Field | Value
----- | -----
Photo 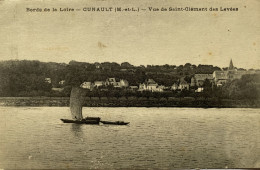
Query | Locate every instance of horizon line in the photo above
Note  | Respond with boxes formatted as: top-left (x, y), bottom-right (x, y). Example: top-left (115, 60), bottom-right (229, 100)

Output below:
top-left (0, 58), bottom-right (259, 70)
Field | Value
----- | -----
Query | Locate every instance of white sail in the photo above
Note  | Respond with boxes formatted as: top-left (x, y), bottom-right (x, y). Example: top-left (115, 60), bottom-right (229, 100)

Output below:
top-left (70, 87), bottom-right (87, 120)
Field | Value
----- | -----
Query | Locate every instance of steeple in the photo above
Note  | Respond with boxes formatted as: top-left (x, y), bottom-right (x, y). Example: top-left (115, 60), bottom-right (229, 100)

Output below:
top-left (228, 59), bottom-right (234, 70)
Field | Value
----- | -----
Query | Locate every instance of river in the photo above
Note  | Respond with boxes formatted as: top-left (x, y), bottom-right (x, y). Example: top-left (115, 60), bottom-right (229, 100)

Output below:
top-left (0, 107), bottom-right (259, 169)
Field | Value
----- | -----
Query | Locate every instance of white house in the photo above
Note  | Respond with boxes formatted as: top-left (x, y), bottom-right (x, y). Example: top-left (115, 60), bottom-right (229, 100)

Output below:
top-left (171, 83), bottom-right (178, 90)
top-left (81, 82), bottom-right (93, 89)
top-left (178, 80), bottom-right (189, 90)
top-left (139, 79), bottom-right (164, 92)
top-left (119, 79), bottom-right (129, 87)
top-left (59, 80), bottom-right (65, 85)
top-left (171, 80), bottom-right (189, 91)
top-left (195, 87), bottom-right (204, 92)
top-left (94, 81), bottom-right (105, 87)
top-left (105, 78), bottom-right (118, 86)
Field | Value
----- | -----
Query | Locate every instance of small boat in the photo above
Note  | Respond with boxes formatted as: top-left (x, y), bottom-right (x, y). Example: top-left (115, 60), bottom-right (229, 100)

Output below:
top-left (61, 117), bottom-right (100, 124)
top-left (85, 117), bottom-right (101, 122)
top-left (100, 121), bottom-right (129, 125)
top-left (61, 88), bottom-right (103, 125)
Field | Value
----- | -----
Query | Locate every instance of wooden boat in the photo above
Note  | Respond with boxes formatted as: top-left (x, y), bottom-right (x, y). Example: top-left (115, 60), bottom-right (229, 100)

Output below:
top-left (61, 117), bottom-right (100, 124)
top-left (85, 117), bottom-right (101, 122)
top-left (61, 87), bottom-right (101, 125)
top-left (61, 87), bottom-right (130, 126)
top-left (100, 121), bottom-right (129, 125)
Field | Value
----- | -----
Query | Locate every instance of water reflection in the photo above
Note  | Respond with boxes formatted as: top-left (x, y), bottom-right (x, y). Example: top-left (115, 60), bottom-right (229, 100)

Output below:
top-left (70, 124), bottom-right (83, 138)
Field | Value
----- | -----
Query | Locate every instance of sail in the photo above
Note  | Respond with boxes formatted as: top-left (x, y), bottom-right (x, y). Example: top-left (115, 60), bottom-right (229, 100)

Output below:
top-left (70, 87), bottom-right (87, 120)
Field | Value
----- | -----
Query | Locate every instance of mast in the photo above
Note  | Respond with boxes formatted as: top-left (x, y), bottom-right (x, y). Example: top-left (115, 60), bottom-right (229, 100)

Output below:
top-left (70, 86), bottom-right (87, 120)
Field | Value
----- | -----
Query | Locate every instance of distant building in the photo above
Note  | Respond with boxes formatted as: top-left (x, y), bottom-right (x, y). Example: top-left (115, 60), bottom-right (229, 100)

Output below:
top-left (212, 71), bottom-right (228, 86)
top-left (45, 78), bottom-right (51, 84)
top-left (212, 59), bottom-right (256, 86)
top-left (139, 83), bottom-right (146, 91)
top-left (139, 79), bottom-right (164, 92)
top-left (191, 74), bottom-right (213, 87)
top-left (119, 79), bottom-right (129, 87)
top-left (80, 82), bottom-right (93, 89)
top-left (228, 59), bottom-right (234, 70)
top-left (104, 78), bottom-right (129, 88)
top-left (171, 83), bottom-right (178, 90)
top-left (105, 78), bottom-right (118, 86)
top-left (171, 79), bottom-right (189, 91)
top-left (147, 84), bottom-right (158, 91)
top-left (190, 77), bottom-right (196, 87)
top-left (94, 81), bottom-right (105, 87)
top-left (195, 87), bottom-right (204, 92)
top-left (146, 79), bottom-right (158, 91)
top-left (178, 79), bottom-right (189, 90)
top-left (59, 80), bottom-right (65, 85)
top-left (191, 59), bottom-right (258, 87)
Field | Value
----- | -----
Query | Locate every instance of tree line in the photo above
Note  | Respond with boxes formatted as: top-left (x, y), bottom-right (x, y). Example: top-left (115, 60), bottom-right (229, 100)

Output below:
top-left (0, 60), bottom-right (259, 101)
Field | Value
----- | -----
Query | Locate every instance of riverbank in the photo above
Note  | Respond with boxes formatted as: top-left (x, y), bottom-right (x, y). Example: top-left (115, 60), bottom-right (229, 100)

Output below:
top-left (0, 97), bottom-right (259, 108)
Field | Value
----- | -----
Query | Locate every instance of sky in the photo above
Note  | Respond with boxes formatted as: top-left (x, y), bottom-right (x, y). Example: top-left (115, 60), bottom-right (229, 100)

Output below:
top-left (0, 0), bottom-right (259, 69)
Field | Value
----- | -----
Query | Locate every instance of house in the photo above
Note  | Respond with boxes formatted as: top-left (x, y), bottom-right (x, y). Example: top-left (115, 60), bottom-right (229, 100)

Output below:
top-left (178, 79), bottom-right (189, 90)
top-left (139, 79), bottom-right (164, 92)
top-left (104, 78), bottom-right (129, 88)
top-left (94, 81), bottom-right (105, 87)
top-left (146, 79), bottom-right (159, 91)
top-left (212, 59), bottom-right (250, 86)
top-left (139, 79), bottom-right (158, 91)
top-left (114, 82), bottom-right (121, 88)
top-left (195, 87), bottom-right (204, 92)
top-left (45, 78), bottom-right (51, 84)
top-left (139, 83), bottom-right (147, 91)
top-left (105, 78), bottom-right (118, 86)
top-left (147, 84), bottom-right (158, 91)
top-left (171, 83), bottom-right (178, 90)
top-left (192, 74), bottom-right (213, 87)
top-left (59, 80), bottom-right (65, 85)
top-left (80, 82), bottom-right (93, 89)
top-left (119, 79), bottom-right (129, 87)
top-left (212, 71), bottom-right (228, 86)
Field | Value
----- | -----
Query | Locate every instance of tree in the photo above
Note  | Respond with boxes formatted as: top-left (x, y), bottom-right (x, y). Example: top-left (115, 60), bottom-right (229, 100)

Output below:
top-left (222, 74), bottom-right (260, 100)
top-left (202, 79), bottom-right (212, 100)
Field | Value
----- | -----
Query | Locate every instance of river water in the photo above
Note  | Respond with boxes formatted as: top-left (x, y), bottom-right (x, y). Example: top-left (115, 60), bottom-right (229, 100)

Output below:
top-left (0, 107), bottom-right (259, 169)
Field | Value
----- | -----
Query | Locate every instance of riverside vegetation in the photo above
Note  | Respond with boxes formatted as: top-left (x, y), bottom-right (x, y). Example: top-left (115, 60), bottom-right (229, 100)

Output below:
top-left (0, 60), bottom-right (259, 107)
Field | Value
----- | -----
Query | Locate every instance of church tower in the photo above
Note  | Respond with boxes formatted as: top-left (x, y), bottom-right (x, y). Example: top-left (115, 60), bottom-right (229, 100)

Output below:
top-left (228, 59), bottom-right (234, 70)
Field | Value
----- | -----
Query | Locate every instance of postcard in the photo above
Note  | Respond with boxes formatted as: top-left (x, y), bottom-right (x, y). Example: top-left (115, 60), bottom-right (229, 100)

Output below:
top-left (0, 0), bottom-right (259, 169)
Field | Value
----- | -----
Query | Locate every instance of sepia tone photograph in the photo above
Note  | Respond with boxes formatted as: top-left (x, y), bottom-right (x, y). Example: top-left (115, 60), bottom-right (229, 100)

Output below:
top-left (0, 0), bottom-right (259, 169)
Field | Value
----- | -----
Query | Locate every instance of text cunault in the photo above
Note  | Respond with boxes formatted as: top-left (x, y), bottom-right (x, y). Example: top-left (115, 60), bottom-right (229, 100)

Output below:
top-left (26, 7), bottom-right (238, 12)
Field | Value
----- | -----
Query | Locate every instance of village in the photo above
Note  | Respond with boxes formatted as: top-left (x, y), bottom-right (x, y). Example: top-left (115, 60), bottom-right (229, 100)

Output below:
top-left (47, 59), bottom-right (259, 94)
